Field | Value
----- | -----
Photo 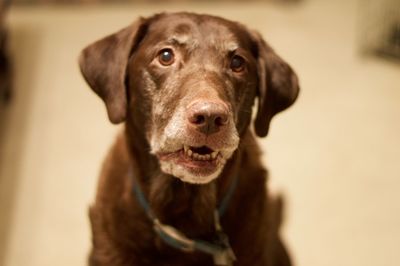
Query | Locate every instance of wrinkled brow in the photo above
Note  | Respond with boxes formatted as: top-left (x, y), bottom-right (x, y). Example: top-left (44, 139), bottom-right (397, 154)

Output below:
top-left (168, 35), bottom-right (190, 46)
top-left (160, 21), bottom-right (241, 53)
top-left (225, 42), bottom-right (239, 52)
top-left (167, 22), bottom-right (194, 45)
top-left (166, 34), bottom-right (200, 52)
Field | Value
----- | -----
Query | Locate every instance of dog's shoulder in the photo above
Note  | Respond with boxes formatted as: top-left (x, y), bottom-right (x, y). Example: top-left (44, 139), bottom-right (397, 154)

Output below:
top-left (94, 130), bottom-right (131, 204)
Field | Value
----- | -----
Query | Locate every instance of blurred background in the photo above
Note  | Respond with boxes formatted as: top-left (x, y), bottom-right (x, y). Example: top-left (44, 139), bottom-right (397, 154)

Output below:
top-left (0, 0), bottom-right (399, 265)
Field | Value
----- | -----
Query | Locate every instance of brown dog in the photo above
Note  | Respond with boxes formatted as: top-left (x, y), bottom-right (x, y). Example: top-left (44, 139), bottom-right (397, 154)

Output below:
top-left (79, 12), bottom-right (299, 266)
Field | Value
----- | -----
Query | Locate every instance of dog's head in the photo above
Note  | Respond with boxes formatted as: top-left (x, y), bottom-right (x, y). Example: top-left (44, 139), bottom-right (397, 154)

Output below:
top-left (79, 13), bottom-right (299, 184)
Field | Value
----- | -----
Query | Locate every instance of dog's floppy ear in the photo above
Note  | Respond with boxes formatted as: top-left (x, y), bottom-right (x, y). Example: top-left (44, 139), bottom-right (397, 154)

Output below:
top-left (79, 18), bottom-right (147, 123)
top-left (252, 32), bottom-right (300, 137)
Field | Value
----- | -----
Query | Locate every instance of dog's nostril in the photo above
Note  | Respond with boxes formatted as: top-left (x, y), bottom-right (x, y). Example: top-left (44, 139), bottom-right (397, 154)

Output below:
top-left (214, 115), bottom-right (228, 126)
top-left (190, 113), bottom-right (226, 127)
top-left (187, 101), bottom-right (229, 135)
top-left (194, 115), bottom-right (206, 125)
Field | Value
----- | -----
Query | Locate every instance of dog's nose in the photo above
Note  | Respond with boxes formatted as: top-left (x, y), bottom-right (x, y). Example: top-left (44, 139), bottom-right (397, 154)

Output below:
top-left (187, 101), bottom-right (229, 135)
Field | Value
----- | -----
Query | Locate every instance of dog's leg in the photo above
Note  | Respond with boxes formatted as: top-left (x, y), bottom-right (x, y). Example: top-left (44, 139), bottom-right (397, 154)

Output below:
top-left (273, 238), bottom-right (292, 266)
top-left (88, 251), bottom-right (99, 266)
top-left (268, 194), bottom-right (292, 266)
top-left (88, 206), bottom-right (115, 266)
top-left (88, 206), bottom-right (101, 266)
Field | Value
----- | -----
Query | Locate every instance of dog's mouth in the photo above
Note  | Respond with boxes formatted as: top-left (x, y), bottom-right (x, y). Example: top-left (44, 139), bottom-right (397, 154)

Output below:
top-left (153, 122), bottom-right (239, 183)
top-left (157, 145), bottom-right (224, 175)
top-left (183, 145), bottom-right (220, 161)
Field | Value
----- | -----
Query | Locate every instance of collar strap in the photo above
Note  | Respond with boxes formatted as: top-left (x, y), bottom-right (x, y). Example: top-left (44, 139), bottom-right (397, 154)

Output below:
top-left (130, 170), bottom-right (238, 265)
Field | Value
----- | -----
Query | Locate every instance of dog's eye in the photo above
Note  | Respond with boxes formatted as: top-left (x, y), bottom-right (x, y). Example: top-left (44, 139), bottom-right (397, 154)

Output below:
top-left (230, 55), bottom-right (245, 72)
top-left (158, 49), bottom-right (175, 66)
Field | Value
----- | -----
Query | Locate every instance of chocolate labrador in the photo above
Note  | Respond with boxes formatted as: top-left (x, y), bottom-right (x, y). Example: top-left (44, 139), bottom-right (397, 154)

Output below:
top-left (79, 12), bottom-right (299, 266)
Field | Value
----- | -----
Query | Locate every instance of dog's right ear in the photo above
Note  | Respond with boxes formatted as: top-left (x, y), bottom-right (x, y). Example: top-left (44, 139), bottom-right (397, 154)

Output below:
top-left (79, 18), bottom-right (148, 124)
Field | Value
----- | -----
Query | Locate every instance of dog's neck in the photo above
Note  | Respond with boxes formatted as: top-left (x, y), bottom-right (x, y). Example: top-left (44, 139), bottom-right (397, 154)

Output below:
top-left (125, 123), bottom-right (242, 238)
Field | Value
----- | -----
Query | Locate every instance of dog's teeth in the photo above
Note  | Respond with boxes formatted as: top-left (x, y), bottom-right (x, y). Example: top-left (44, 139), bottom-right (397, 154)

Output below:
top-left (185, 149), bottom-right (217, 161)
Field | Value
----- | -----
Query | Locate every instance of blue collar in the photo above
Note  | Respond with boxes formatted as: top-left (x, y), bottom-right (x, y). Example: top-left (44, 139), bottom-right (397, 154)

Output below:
top-left (130, 170), bottom-right (238, 265)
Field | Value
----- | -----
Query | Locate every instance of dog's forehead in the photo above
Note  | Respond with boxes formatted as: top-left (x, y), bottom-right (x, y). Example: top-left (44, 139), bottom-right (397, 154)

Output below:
top-left (147, 13), bottom-right (249, 51)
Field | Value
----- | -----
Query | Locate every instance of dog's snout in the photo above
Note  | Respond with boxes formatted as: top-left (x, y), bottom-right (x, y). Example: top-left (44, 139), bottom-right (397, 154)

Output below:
top-left (187, 101), bottom-right (229, 135)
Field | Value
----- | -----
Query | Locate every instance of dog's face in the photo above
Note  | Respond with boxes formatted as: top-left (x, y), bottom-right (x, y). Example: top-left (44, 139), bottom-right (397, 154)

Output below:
top-left (79, 13), bottom-right (299, 184)
top-left (127, 14), bottom-right (260, 183)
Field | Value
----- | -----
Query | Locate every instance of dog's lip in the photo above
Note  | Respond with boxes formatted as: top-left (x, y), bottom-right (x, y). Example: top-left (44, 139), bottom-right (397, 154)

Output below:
top-left (157, 145), bottom-right (224, 171)
top-left (157, 145), bottom-right (220, 160)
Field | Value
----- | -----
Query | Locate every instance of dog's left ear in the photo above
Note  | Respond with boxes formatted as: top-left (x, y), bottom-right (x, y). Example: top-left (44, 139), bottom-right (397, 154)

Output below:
top-left (79, 18), bottom-right (147, 124)
top-left (252, 31), bottom-right (300, 137)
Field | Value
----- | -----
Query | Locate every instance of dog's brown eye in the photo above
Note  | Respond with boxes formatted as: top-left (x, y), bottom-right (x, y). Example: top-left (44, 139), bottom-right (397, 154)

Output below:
top-left (230, 55), bottom-right (245, 72)
top-left (158, 49), bottom-right (175, 66)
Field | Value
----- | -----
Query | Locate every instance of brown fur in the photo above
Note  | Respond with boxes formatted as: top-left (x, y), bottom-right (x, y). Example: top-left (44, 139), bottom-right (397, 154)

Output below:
top-left (80, 12), bottom-right (299, 266)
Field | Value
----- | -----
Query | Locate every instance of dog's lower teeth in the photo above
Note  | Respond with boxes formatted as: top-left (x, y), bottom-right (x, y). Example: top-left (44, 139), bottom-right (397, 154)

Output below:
top-left (183, 147), bottom-right (219, 161)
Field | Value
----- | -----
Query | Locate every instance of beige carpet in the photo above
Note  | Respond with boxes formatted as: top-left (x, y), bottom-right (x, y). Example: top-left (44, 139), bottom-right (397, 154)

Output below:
top-left (1, 1), bottom-right (400, 266)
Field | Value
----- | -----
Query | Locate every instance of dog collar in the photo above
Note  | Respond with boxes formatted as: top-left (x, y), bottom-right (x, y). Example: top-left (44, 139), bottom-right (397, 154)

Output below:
top-left (130, 170), bottom-right (238, 266)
